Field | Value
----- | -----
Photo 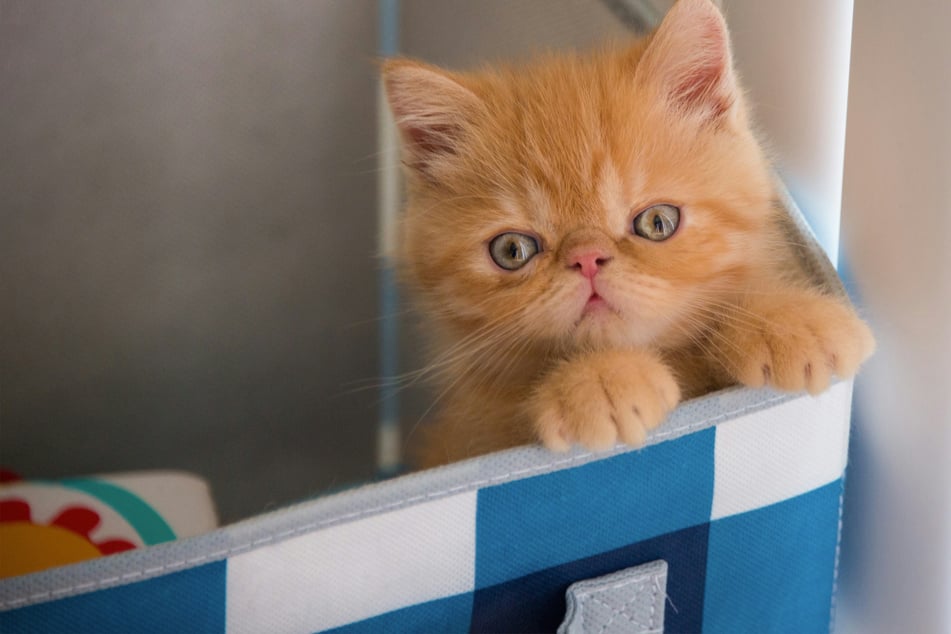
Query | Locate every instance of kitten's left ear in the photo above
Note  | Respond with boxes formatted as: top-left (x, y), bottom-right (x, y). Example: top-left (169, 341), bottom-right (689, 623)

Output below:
top-left (636, 0), bottom-right (738, 125)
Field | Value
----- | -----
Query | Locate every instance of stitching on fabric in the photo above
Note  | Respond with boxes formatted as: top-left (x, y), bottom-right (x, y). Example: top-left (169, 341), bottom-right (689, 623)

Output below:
top-left (575, 571), bottom-right (665, 634)
top-left (589, 596), bottom-right (634, 634)
top-left (648, 574), bottom-right (660, 630)
top-left (578, 572), bottom-right (653, 595)
top-left (623, 576), bottom-right (662, 633)
top-left (829, 480), bottom-right (847, 633)
top-left (589, 591), bottom-right (649, 634)
top-left (1, 394), bottom-right (789, 610)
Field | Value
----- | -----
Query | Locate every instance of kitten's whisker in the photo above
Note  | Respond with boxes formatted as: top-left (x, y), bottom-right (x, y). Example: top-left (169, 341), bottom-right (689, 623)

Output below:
top-left (411, 310), bottom-right (535, 390)
top-left (686, 302), bottom-right (767, 333)
top-left (345, 315), bottom-right (523, 397)
top-left (407, 313), bottom-right (529, 441)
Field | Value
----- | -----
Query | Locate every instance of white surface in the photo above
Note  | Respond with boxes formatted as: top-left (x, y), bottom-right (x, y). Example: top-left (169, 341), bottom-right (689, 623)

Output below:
top-left (838, 1), bottom-right (951, 632)
top-left (100, 471), bottom-right (218, 537)
top-left (711, 382), bottom-right (851, 520)
top-left (723, 0), bottom-right (854, 265)
top-left (226, 491), bottom-right (477, 633)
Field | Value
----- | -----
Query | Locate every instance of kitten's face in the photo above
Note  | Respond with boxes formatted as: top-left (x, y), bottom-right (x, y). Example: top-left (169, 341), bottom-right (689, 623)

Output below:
top-left (387, 0), bottom-right (776, 354)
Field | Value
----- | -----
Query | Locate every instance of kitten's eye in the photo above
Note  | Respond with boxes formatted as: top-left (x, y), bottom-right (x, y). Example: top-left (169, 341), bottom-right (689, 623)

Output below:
top-left (633, 204), bottom-right (681, 241)
top-left (488, 232), bottom-right (540, 270)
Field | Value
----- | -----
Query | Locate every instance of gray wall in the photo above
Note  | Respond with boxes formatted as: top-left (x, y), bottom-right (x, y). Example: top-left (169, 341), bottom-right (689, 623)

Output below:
top-left (401, 0), bottom-right (631, 66)
top-left (1, 1), bottom-right (381, 522)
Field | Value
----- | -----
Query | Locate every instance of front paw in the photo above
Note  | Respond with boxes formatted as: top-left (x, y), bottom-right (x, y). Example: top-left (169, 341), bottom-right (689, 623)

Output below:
top-left (722, 291), bottom-right (875, 394)
top-left (530, 349), bottom-right (681, 452)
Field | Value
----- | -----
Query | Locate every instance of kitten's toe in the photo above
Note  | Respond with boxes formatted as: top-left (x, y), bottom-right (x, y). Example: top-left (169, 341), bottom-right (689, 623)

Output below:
top-left (729, 339), bottom-right (773, 389)
top-left (535, 404), bottom-right (572, 452)
top-left (615, 407), bottom-right (647, 447)
top-left (804, 358), bottom-right (833, 395)
top-left (770, 338), bottom-right (813, 393)
top-left (829, 314), bottom-right (876, 378)
top-left (656, 371), bottom-right (682, 412)
top-left (795, 304), bottom-right (875, 391)
top-left (577, 419), bottom-right (621, 451)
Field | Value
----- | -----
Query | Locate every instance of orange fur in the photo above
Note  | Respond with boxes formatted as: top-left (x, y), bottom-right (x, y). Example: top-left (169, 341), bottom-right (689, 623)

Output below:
top-left (383, 0), bottom-right (874, 468)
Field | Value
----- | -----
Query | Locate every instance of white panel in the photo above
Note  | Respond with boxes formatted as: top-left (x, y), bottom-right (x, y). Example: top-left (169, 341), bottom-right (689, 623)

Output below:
top-left (100, 471), bottom-right (218, 537)
top-left (725, 0), bottom-right (854, 264)
top-left (711, 381), bottom-right (852, 520)
top-left (226, 491), bottom-right (477, 633)
top-left (838, 2), bottom-right (951, 631)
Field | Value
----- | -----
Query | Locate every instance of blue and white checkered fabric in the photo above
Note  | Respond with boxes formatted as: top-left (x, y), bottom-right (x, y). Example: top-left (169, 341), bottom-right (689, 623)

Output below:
top-left (0, 381), bottom-right (851, 634)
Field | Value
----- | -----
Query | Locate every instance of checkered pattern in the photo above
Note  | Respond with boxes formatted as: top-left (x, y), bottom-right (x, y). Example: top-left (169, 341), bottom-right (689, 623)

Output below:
top-left (0, 381), bottom-right (851, 633)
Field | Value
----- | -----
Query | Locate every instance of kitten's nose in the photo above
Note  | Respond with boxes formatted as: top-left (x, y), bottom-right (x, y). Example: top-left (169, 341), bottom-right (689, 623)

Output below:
top-left (568, 248), bottom-right (612, 279)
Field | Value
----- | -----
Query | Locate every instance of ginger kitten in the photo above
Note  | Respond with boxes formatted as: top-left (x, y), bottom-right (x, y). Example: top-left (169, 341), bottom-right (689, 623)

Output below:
top-left (383, 0), bottom-right (874, 468)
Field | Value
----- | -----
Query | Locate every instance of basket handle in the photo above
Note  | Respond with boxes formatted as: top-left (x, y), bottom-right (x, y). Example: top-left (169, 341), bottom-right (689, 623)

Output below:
top-left (558, 559), bottom-right (668, 634)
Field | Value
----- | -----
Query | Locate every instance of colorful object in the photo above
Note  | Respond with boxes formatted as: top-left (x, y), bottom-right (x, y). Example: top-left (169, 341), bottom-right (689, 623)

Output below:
top-left (0, 500), bottom-right (135, 577)
top-left (0, 472), bottom-right (217, 580)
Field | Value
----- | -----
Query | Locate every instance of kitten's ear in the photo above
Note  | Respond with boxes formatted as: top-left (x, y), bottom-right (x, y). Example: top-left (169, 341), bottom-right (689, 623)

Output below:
top-left (636, 0), bottom-right (738, 125)
top-left (382, 59), bottom-right (483, 180)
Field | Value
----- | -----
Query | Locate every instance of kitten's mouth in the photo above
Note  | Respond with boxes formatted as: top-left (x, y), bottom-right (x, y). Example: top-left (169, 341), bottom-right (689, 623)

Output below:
top-left (582, 292), bottom-right (610, 315)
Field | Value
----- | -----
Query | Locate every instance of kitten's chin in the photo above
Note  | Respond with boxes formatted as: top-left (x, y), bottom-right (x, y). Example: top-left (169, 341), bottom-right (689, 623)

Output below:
top-left (570, 309), bottom-right (655, 350)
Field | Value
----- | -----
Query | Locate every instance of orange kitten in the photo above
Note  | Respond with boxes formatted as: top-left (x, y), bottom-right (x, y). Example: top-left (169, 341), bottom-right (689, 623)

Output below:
top-left (383, 0), bottom-right (874, 468)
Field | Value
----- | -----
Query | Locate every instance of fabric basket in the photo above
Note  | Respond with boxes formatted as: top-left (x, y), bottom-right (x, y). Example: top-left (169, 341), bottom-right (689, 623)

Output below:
top-left (0, 191), bottom-right (853, 634)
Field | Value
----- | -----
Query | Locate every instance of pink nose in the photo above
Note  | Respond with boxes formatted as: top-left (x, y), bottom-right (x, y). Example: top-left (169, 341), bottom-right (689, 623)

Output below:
top-left (569, 249), bottom-right (612, 279)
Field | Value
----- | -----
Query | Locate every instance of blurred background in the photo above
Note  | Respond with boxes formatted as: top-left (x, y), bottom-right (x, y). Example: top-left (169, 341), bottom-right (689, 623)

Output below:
top-left (1, 1), bottom-right (947, 631)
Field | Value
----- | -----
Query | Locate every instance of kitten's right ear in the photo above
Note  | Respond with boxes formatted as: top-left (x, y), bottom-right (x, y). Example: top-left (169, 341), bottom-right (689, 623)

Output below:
top-left (382, 60), bottom-right (483, 181)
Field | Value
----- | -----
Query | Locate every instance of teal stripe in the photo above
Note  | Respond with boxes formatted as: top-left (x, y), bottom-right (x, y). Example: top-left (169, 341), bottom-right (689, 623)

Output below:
top-left (57, 478), bottom-right (177, 545)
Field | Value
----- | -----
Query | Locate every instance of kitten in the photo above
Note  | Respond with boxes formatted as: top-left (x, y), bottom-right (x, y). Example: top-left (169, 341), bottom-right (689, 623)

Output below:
top-left (382, 0), bottom-right (874, 468)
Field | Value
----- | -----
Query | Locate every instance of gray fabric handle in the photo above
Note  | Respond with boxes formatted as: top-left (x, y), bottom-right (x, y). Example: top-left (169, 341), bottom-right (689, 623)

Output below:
top-left (558, 560), bottom-right (668, 634)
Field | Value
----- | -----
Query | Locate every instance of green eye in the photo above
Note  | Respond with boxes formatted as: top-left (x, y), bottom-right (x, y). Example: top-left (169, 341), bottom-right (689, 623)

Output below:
top-left (633, 204), bottom-right (681, 241)
top-left (489, 232), bottom-right (540, 270)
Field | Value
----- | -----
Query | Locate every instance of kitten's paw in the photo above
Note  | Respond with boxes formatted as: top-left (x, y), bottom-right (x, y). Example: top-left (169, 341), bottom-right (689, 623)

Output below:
top-left (531, 349), bottom-right (681, 452)
top-left (723, 292), bottom-right (875, 395)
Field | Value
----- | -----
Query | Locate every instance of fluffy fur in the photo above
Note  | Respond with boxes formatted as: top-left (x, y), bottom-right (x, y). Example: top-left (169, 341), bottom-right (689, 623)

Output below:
top-left (383, 0), bottom-right (874, 468)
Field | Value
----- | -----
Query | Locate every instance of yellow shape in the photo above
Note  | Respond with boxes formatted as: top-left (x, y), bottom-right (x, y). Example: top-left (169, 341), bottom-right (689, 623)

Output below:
top-left (0, 523), bottom-right (102, 578)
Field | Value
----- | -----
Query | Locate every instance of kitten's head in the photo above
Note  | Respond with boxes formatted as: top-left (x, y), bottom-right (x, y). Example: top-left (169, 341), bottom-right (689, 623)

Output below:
top-left (384, 0), bottom-right (777, 354)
